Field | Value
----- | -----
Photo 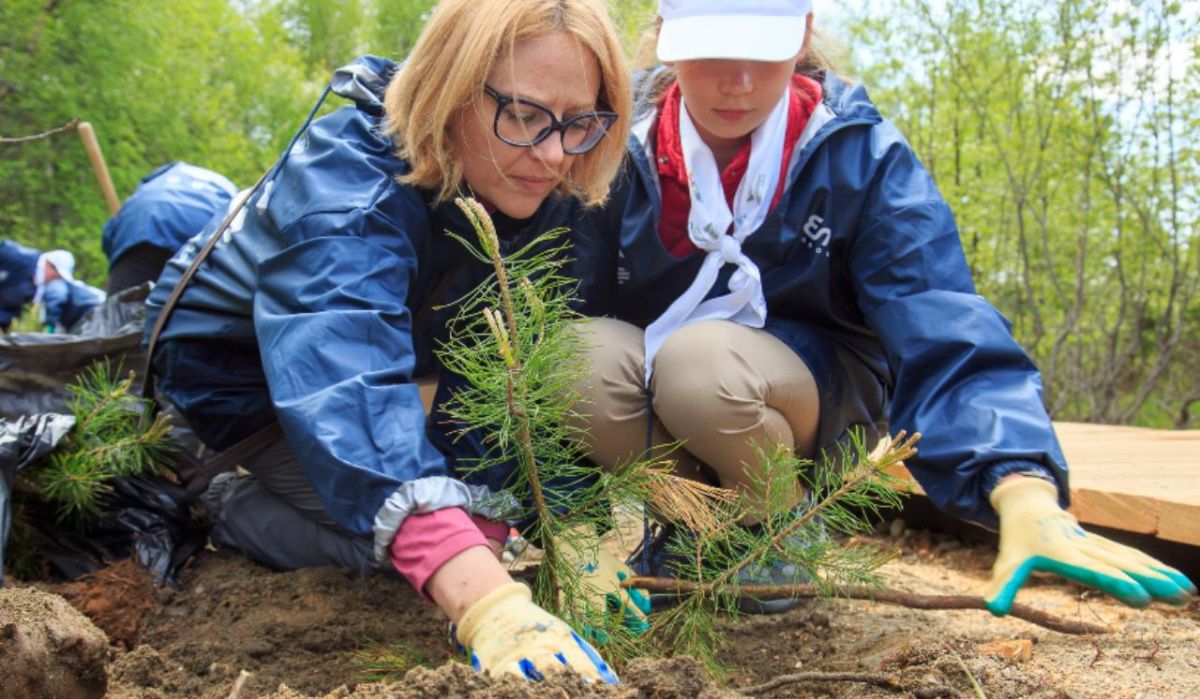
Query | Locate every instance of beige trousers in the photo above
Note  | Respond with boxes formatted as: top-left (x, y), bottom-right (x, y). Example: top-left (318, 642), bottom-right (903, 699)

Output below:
top-left (570, 318), bottom-right (821, 516)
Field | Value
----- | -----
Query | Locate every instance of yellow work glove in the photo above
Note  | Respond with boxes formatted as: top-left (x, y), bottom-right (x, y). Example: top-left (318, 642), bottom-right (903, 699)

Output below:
top-left (983, 477), bottom-right (1196, 615)
top-left (555, 529), bottom-right (651, 637)
top-left (454, 582), bottom-right (619, 684)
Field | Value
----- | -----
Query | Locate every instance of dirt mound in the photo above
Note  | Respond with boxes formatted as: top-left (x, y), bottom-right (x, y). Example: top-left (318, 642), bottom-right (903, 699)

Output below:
top-left (108, 644), bottom-right (208, 699)
top-left (0, 585), bottom-right (110, 699)
top-left (261, 656), bottom-right (741, 698)
top-left (129, 551), bottom-right (453, 697)
top-left (57, 557), bottom-right (158, 649)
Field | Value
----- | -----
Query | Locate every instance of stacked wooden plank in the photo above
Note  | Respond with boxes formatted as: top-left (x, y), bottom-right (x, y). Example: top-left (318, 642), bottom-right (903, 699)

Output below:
top-left (1053, 422), bottom-right (1199, 546)
top-left (886, 422), bottom-right (1200, 546)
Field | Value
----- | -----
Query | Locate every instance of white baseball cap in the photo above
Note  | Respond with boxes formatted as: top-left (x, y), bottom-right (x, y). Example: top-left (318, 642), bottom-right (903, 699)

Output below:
top-left (43, 250), bottom-right (76, 280)
top-left (657, 0), bottom-right (813, 63)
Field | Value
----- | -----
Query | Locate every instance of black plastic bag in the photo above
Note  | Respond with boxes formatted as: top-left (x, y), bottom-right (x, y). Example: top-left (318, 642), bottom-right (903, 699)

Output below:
top-left (0, 413), bottom-right (75, 586)
top-left (14, 474), bottom-right (207, 585)
top-left (0, 283), bottom-right (149, 420)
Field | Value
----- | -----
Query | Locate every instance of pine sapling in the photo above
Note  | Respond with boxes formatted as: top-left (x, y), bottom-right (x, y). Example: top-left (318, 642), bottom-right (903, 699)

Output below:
top-left (22, 360), bottom-right (174, 524)
top-left (434, 196), bottom-right (913, 671)
top-left (437, 196), bottom-right (731, 653)
top-left (642, 432), bottom-right (916, 670)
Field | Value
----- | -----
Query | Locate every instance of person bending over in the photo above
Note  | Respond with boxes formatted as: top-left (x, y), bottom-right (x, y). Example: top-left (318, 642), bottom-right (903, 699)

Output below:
top-left (144, 0), bottom-right (632, 682)
top-left (35, 250), bottom-right (105, 334)
top-left (102, 162), bottom-right (238, 295)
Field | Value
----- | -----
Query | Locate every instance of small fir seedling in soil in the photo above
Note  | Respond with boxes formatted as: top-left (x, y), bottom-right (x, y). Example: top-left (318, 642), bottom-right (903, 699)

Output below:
top-left (431, 196), bottom-right (910, 672)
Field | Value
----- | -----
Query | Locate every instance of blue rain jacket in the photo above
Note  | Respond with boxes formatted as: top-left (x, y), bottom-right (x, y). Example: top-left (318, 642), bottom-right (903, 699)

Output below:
top-left (582, 71), bottom-right (1068, 529)
top-left (144, 57), bottom-right (599, 554)
top-left (0, 240), bottom-right (40, 329)
top-left (102, 162), bottom-right (238, 266)
top-left (41, 278), bottom-right (105, 331)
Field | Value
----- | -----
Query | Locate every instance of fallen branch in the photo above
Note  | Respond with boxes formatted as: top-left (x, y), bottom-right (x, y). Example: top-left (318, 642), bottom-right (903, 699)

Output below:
top-left (951, 653), bottom-right (988, 699)
top-left (226, 669), bottom-right (251, 699)
top-left (622, 577), bottom-right (1107, 635)
top-left (739, 671), bottom-right (908, 695)
top-left (1135, 639), bottom-right (1162, 667)
top-left (0, 118), bottom-right (79, 144)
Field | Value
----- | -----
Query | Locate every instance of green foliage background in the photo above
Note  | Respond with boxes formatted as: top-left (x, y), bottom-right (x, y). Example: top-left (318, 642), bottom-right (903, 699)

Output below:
top-left (2, 0), bottom-right (1196, 427)
top-left (843, 0), bottom-right (1199, 427)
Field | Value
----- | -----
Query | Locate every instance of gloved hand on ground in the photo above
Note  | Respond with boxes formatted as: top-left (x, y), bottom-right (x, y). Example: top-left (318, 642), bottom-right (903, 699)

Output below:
top-left (454, 582), bottom-right (619, 684)
top-left (555, 528), bottom-right (650, 635)
top-left (984, 476), bottom-right (1197, 614)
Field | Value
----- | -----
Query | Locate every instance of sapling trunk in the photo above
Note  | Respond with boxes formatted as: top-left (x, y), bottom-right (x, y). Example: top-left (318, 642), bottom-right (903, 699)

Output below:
top-left (455, 196), bottom-right (562, 606)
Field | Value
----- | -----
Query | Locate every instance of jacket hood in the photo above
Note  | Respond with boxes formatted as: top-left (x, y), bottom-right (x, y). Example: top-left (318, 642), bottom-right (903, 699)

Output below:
top-left (331, 55), bottom-right (399, 115)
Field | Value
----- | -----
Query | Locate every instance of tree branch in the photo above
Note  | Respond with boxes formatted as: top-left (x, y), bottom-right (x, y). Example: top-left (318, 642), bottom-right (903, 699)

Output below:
top-left (0, 118), bottom-right (79, 144)
top-left (622, 578), bottom-right (1107, 635)
top-left (739, 671), bottom-right (910, 695)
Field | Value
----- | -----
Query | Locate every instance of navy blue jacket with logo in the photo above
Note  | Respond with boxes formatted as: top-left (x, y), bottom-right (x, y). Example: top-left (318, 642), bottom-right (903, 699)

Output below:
top-left (579, 71), bottom-right (1068, 529)
top-left (143, 57), bottom-right (605, 557)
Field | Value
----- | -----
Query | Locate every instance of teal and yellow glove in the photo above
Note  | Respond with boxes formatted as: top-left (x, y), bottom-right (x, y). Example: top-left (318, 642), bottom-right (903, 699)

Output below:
top-left (454, 582), bottom-right (619, 683)
top-left (984, 477), bottom-right (1196, 615)
top-left (555, 530), bottom-right (651, 636)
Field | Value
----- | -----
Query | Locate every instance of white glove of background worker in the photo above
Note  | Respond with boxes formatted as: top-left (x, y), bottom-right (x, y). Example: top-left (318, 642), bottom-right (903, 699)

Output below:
top-left (454, 582), bottom-right (619, 683)
top-left (984, 476), bottom-right (1196, 614)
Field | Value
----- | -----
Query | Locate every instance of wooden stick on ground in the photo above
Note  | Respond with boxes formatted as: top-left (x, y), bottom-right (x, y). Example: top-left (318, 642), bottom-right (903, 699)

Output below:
top-left (226, 669), bottom-right (251, 699)
top-left (622, 577), bottom-right (1108, 635)
top-left (739, 671), bottom-right (908, 695)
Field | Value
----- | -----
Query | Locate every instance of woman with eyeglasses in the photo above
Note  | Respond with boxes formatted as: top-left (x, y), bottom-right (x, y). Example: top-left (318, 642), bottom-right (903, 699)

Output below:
top-left (142, 0), bottom-right (628, 683)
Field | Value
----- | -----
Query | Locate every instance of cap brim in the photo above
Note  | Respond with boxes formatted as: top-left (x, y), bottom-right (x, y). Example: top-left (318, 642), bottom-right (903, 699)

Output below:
top-left (657, 15), bottom-right (806, 63)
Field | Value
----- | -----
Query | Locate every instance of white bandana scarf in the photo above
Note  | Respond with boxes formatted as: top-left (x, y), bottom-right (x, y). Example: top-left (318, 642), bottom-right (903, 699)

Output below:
top-left (643, 90), bottom-right (791, 383)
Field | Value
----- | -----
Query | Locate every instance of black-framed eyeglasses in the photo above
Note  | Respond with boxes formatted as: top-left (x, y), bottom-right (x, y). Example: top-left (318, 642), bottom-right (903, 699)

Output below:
top-left (483, 84), bottom-right (617, 155)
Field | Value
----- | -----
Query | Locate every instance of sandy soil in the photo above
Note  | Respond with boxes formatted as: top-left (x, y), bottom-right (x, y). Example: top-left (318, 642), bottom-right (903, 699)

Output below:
top-left (13, 524), bottom-right (1199, 699)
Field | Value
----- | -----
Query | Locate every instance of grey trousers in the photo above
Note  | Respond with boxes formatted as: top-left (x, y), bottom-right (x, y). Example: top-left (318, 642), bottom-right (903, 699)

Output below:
top-left (201, 377), bottom-right (438, 574)
top-left (203, 436), bottom-right (383, 575)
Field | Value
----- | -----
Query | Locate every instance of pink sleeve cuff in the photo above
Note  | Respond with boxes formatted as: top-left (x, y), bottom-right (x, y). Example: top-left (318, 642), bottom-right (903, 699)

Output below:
top-left (471, 514), bottom-right (510, 544)
top-left (388, 508), bottom-right (508, 602)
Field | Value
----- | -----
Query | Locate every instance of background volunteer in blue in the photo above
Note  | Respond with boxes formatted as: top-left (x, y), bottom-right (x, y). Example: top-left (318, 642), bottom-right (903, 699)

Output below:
top-left (143, 0), bottom-right (632, 683)
top-left (102, 162), bottom-right (238, 295)
top-left (0, 239), bottom-right (41, 332)
top-left (34, 249), bottom-right (105, 334)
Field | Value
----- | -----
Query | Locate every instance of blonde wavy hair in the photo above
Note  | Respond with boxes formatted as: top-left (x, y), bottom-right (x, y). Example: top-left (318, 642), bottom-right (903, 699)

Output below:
top-left (385, 0), bottom-right (632, 207)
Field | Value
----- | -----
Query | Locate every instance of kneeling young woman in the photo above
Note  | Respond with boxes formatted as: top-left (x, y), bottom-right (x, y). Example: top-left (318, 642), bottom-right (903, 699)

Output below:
top-left (573, 0), bottom-right (1195, 616)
